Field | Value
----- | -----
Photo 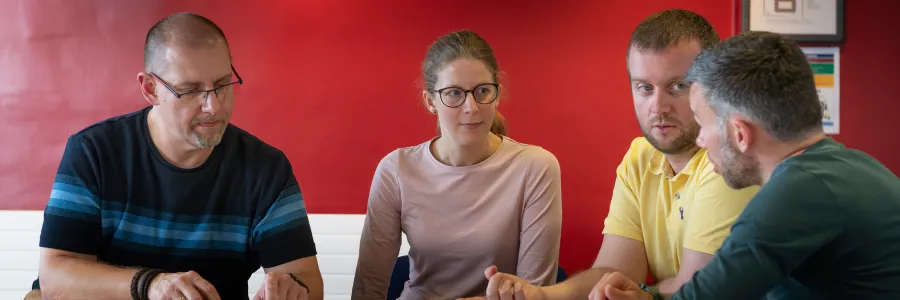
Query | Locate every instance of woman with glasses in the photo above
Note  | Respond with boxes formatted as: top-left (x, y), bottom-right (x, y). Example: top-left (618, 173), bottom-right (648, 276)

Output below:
top-left (352, 30), bottom-right (563, 300)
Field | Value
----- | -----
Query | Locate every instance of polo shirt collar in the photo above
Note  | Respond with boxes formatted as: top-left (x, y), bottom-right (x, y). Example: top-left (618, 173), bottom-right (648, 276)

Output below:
top-left (650, 148), bottom-right (704, 179)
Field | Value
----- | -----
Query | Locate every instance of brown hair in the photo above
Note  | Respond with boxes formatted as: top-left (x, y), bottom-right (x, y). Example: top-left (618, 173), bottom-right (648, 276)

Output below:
top-left (421, 30), bottom-right (508, 136)
top-left (626, 9), bottom-right (720, 70)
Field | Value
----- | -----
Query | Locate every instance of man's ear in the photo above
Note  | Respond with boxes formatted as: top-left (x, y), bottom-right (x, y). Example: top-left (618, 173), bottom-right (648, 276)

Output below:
top-left (138, 72), bottom-right (160, 106)
top-left (729, 115), bottom-right (754, 153)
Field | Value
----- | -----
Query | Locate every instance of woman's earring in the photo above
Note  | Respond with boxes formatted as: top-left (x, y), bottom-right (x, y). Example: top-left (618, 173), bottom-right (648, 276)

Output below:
top-left (428, 106), bottom-right (436, 114)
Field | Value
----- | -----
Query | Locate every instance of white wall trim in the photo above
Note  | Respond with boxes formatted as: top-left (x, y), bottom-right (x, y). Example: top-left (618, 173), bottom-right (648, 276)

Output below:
top-left (0, 210), bottom-right (408, 300)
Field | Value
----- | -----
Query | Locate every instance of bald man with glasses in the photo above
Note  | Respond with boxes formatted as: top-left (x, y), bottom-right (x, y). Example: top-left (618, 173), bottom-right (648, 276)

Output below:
top-left (33, 12), bottom-right (322, 300)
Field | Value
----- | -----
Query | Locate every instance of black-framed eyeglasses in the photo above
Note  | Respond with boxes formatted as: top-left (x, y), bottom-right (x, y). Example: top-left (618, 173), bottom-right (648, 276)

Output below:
top-left (430, 83), bottom-right (500, 108)
top-left (151, 65), bottom-right (243, 101)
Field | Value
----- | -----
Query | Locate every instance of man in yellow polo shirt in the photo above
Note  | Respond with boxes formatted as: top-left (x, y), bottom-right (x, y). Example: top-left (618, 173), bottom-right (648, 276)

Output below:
top-left (462, 9), bottom-right (759, 300)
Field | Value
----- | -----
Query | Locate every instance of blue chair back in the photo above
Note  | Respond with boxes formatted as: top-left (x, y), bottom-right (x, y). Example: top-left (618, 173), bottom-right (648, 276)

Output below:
top-left (556, 265), bottom-right (568, 282)
top-left (386, 255), bottom-right (567, 300)
top-left (386, 255), bottom-right (411, 300)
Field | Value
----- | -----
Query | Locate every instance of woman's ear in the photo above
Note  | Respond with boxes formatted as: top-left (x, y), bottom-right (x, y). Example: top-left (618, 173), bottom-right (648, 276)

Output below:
top-left (422, 91), bottom-right (436, 114)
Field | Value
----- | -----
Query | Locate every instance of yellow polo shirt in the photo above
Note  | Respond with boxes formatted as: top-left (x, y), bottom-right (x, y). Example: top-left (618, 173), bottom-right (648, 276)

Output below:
top-left (602, 137), bottom-right (758, 281)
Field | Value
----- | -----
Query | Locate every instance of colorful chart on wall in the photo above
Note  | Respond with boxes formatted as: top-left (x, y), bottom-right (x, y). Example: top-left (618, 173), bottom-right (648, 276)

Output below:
top-left (802, 46), bottom-right (840, 134)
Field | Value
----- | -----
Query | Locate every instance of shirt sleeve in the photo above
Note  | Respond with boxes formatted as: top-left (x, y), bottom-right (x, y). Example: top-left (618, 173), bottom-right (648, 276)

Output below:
top-left (683, 163), bottom-right (758, 254)
top-left (251, 152), bottom-right (317, 268)
top-left (39, 135), bottom-right (103, 255)
top-left (602, 160), bottom-right (644, 243)
top-left (352, 152), bottom-right (403, 300)
top-left (671, 169), bottom-right (844, 300)
top-left (516, 150), bottom-right (563, 286)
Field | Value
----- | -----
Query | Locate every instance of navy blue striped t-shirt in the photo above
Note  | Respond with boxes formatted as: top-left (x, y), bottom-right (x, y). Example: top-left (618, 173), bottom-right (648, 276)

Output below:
top-left (39, 106), bottom-right (317, 298)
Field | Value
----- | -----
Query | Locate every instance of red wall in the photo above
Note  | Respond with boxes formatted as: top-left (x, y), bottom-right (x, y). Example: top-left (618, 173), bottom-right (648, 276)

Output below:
top-left (1, 0), bottom-right (895, 273)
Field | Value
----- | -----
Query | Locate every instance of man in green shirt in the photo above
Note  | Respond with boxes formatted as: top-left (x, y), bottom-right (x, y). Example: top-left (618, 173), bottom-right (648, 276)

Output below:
top-left (592, 31), bottom-right (900, 300)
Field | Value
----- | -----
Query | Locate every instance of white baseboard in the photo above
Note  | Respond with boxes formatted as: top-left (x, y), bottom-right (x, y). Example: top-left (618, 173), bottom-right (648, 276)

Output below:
top-left (0, 210), bottom-right (408, 300)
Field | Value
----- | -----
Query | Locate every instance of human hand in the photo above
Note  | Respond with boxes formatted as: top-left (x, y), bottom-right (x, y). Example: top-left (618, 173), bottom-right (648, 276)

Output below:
top-left (456, 265), bottom-right (546, 300)
top-left (147, 270), bottom-right (221, 300)
top-left (588, 271), bottom-right (651, 300)
top-left (252, 272), bottom-right (309, 300)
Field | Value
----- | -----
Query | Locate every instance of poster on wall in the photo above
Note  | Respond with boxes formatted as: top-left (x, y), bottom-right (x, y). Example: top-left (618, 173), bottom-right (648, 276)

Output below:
top-left (802, 46), bottom-right (839, 134)
top-left (742, 0), bottom-right (844, 42)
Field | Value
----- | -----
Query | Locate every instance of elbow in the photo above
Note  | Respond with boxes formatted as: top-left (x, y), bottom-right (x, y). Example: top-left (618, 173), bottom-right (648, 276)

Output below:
top-left (36, 269), bottom-right (64, 300)
top-left (37, 257), bottom-right (63, 299)
top-left (37, 252), bottom-right (80, 299)
top-left (39, 290), bottom-right (63, 300)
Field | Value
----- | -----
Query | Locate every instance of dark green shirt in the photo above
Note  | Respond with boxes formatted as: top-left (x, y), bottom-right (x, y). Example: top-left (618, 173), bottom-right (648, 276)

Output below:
top-left (672, 138), bottom-right (900, 299)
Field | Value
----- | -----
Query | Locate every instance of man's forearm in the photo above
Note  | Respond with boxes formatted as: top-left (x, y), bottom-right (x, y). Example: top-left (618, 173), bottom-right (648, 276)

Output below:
top-left (39, 255), bottom-right (138, 299)
top-left (541, 267), bottom-right (619, 299)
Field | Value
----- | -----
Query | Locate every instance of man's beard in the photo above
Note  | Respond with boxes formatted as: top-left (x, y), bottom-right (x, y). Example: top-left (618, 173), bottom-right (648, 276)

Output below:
top-left (641, 118), bottom-right (700, 155)
top-left (193, 130), bottom-right (224, 149)
top-left (719, 133), bottom-right (761, 189)
top-left (190, 115), bottom-right (227, 149)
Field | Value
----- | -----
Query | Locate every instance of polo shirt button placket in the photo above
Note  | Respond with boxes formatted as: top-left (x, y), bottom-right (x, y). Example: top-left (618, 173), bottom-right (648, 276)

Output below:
top-left (674, 193), bottom-right (683, 220)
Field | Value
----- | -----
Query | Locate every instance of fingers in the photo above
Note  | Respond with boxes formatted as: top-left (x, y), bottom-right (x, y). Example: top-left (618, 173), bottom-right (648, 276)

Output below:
top-left (498, 278), bottom-right (514, 300)
top-left (276, 274), bottom-right (291, 299)
top-left (286, 286), bottom-right (299, 300)
top-left (169, 280), bottom-right (202, 300)
top-left (186, 271), bottom-right (220, 300)
top-left (513, 282), bottom-right (526, 300)
top-left (591, 272), bottom-right (639, 300)
top-left (588, 286), bottom-right (600, 300)
top-left (169, 272), bottom-right (205, 300)
top-left (604, 285), bottom-right (632, 300)
top-left (261, 272), bottom-right (308, 300)
top-left (253, 283), bottom-right (266, 300)
top-left (485, 271), bottom-right (536, 300)
top-left (149, 271), bottom-right (221, 300)
top-left (484, 265), bottom-right (498, 280)
top-left (286, 280), bottom-right (307, 300)
top-left (265, 273), bottom-right (279, 300)
top-left (588, 277), bottom-right (607, 300)
top-left (485, 273), bottom-right (504, 300)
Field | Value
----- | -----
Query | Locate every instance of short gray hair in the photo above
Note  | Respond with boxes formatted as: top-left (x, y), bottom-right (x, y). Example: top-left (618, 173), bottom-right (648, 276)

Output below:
top-left (144, 12), bottom-right (230, 74)
top-left (685, 31), bottom-right (822, 142)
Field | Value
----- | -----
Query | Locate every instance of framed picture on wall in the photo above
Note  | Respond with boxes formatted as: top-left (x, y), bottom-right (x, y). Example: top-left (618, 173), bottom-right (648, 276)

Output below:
top-left (742, 0), bottom-right (844, 42)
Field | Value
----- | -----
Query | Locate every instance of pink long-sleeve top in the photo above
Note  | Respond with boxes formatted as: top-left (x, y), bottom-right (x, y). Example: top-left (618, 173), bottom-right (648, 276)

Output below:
top-left (352, 136), bottom-right (563, 300)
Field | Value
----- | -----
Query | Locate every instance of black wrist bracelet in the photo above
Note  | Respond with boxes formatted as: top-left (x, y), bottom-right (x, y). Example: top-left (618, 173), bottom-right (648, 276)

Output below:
top-left (130, 268), bottom-right (150, 300)
top-left (288, 273), bottom-right (309, 293)
top-left (639, 284), bottom-right (665, 300)
top-left (137, 270), bottom-right (151, 300)
top-left (139, 269), bottom-right (164, 300)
